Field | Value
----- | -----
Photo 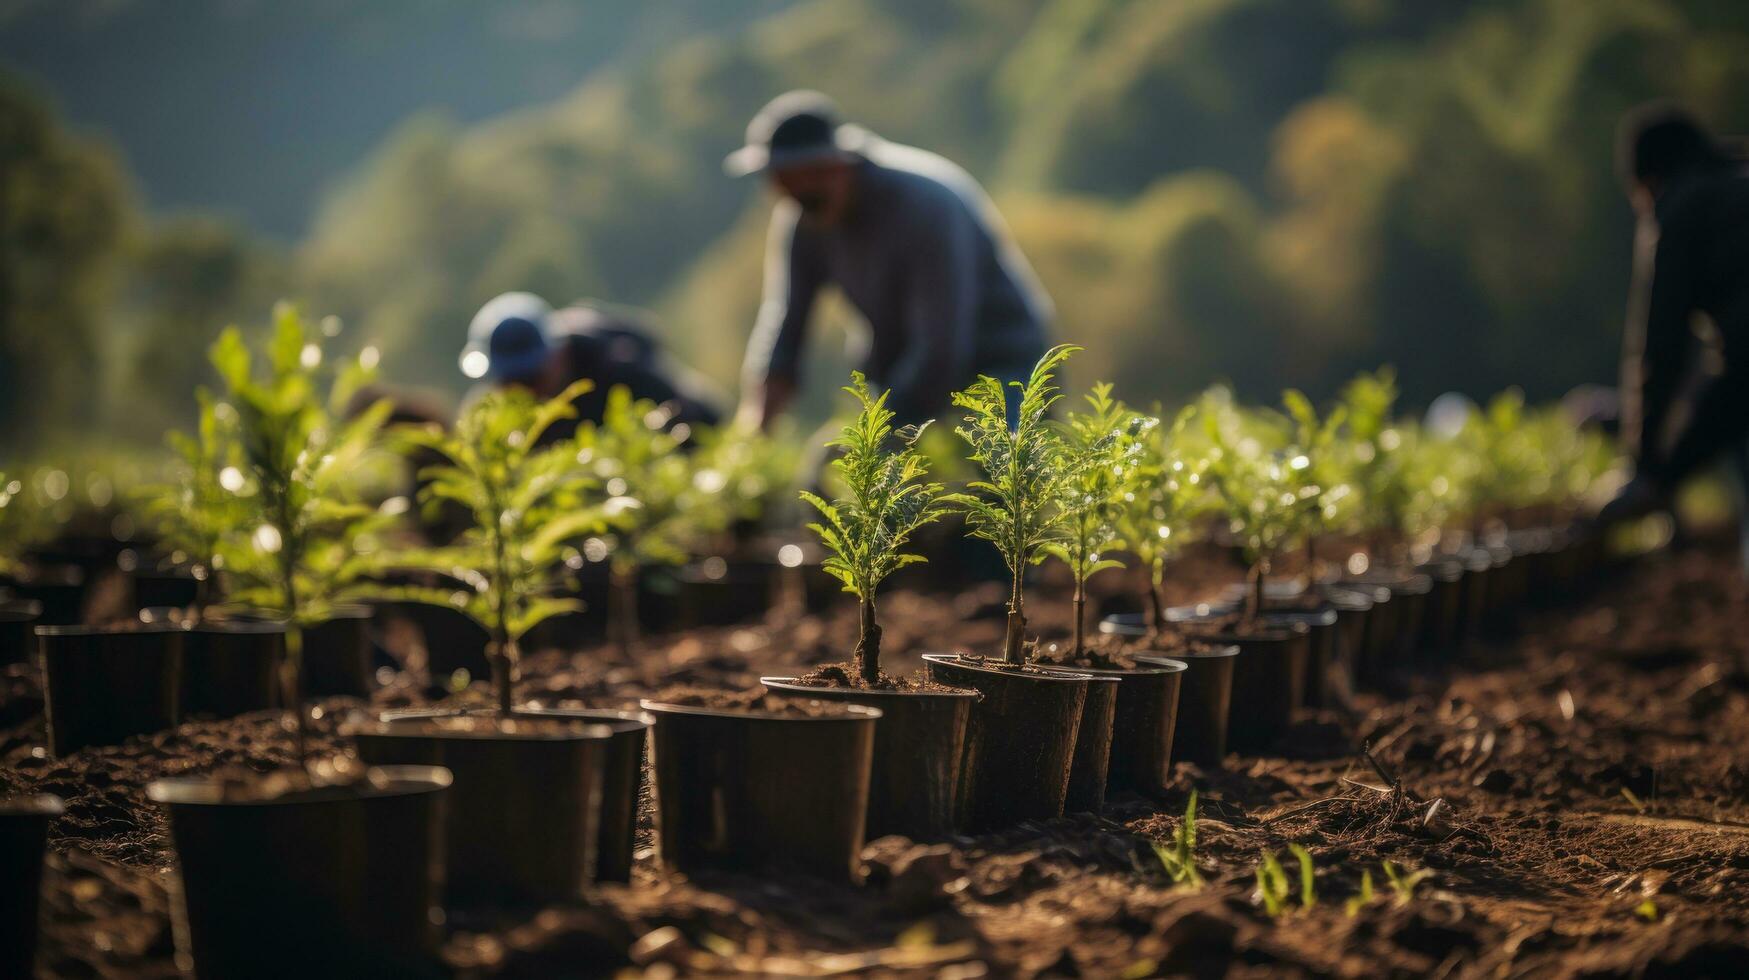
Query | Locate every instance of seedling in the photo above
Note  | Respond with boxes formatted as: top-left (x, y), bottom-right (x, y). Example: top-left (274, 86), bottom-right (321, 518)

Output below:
top-left (385, 380), bottom-right (603, 713)
top-left (1198, 388), bottom-right (1311, 625)
top-left (800, 373), bottom-right (949, 684)
top-left (209, 304), bottom-right (396, 761)
top-left (947, 345), bottom-right (1080, 664)
top-left (1150, 789), bottom-right (1204, 887)
top-left (1382, 860), bottom-right (1430, 903)
top-left (578, 386), bottom-right (730, 660)
top-left (135, 391), bottom-right (247, 618)
top-left (1255, 844), bottom-right (1317, 916)
top-left (1044, 383), bottom-right (1149, 659)
top-left (1343, 869), bottom-right (1375, 917)
top-left (1280, 389), bottom-right (1352, 584)
top-left (1116, 406), bottom-right (1211, 636)
top-left (0, 471), bottom-right (48, 578)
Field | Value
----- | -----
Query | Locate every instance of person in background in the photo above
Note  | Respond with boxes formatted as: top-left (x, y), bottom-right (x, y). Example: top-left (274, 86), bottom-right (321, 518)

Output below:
top-left (727, 90), bottom-right (1051, 430)
top-left (1597, 103), bottom-right (1749, 568)
top-left (459, 291), bottom-right (722, 445)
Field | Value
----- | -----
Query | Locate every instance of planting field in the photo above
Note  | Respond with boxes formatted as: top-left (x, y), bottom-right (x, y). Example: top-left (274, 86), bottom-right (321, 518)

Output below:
top-left (5, 540), bottom-right (1748, 978)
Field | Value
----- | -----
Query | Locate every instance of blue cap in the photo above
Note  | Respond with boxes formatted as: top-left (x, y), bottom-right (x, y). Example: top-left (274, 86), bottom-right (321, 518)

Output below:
top-left (460, 292), bottom-right (552, 381)
top-left (724, 90), bottom-right (869, 178)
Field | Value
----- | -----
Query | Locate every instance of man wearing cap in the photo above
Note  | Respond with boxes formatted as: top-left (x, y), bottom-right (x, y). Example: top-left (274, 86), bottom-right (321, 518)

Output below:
top-left (460, 291), bottom-right (722, 445)
top-left (728, 91), bottom-right (1052, 430)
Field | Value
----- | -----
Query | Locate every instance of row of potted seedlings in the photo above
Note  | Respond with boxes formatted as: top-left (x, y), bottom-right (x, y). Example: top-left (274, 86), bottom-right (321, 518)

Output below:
top-left (0, 311), bottom-right (1623, 975)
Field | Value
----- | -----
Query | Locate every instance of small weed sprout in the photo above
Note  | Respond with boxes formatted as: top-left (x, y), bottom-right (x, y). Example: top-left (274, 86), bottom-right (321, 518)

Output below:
top-left (209, 304), bottom-right (396, 762)
top-left (1151, 790), bottom-right (1204, 887)
top-left (947, 344), bottom-right (1080, 664)
top-left (1382, 860), bottom-right (1431, 904)
top-left (801, 373), bottom-right (949, 684)
top-left (384, 379), bottom-right (603, 714)
top-left (1116, 406), bottom-right (1211, 636)
top-left (1256, 845), bottom-right (1318, 916)
top-left (1045, 383), bottom-right (1150, 659)
top-left (1344, 869), bottom-right (1376, 917)
top-left (579, 386), bottom-right (729, 660)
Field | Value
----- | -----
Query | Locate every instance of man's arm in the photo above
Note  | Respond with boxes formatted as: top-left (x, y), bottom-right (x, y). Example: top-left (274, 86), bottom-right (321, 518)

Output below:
top-left (882, 204), bottom-right (980, 424)
top-left (739, 201), bottom-right (823, 430)
top-left (1621, 196), bottom-right (1702, 479)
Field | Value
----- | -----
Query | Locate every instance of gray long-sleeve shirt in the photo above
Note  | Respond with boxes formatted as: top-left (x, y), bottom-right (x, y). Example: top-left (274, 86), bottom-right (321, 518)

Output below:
top-left (741, 138), bottom-right (1052, 423)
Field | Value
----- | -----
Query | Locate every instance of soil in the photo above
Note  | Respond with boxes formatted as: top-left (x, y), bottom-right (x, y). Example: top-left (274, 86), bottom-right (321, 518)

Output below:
top-left (790, 662), bottom-right (965, 693)
top-left (645, 688), bottom-right (868, 718)
top-left (7, 541), bottom-right (1749, 977)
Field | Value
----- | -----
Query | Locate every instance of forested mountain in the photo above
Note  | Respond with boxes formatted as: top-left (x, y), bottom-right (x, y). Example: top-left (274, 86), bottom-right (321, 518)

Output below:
top-left (4, 0), bottom-right (1748, 448)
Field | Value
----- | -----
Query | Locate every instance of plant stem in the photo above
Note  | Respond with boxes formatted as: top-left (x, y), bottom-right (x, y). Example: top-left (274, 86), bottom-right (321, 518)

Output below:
top-left (1004, 559), bottom-right (1027, 664)
top-left (1245, 558), bottom-right (1268, 627)
top-left (610, 564), bottom-right (639, 663)
top-left (490, 632), bottom-right (515, 715)
top-left (281, 622), bottom-right (306, 765)
top-left (1147, 555), bottom-right (1170, 637)
top-left (1072, 579), bottom-right (1087, 661)
top-left (855, 596), bottom-right (880, 685)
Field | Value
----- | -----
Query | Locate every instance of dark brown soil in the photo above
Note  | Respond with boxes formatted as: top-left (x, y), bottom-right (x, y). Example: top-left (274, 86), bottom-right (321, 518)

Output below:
top-left (8, 542), bottom-right (1749, 977)
top-left (644, 688), bottom-right (866, 717)
top-left (790, 662), bottom-right (965, 693)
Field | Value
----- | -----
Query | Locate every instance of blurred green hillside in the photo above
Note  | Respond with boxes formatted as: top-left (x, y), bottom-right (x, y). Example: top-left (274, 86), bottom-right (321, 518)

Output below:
top-left (4, 0), bottom-right (1748, 452)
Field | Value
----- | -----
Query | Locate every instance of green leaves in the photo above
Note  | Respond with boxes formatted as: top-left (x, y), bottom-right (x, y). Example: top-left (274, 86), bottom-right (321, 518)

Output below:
top-left (801, 372), bottom-right (949, 603)
top-left (385, 377), bottom-right (604, 648)
top-left (207, 304), bottom-right (394, 628)
top-left (1195, 386), bottom-right (1307, 569)
top-left (133, 389), bottom-right (246, 597)
top-left (1042, 381), bottom-right (1149, 589)
top-left (578, 385), bottom-right (728, 575)
top-left (946, 344), bottom-right (1081, 578)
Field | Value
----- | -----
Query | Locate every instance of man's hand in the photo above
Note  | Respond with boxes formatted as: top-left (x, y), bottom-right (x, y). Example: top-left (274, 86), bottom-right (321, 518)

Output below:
top-left (736, 376), bottom-right (796, 433)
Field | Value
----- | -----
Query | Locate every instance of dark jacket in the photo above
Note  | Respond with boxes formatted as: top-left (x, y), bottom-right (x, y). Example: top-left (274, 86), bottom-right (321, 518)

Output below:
top-left (1621, 165), bottom-right (1749, 476)
top-left (742, 139), bottom-right (1051, 424)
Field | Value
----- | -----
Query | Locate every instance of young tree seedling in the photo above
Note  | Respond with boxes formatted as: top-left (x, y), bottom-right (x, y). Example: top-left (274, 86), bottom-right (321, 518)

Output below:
top-left (1117, 405), bottom-right (1211, 637)
top-left (1045, 382), bottom-right (1149, 660)
top-left (386, 379), bottom-right (603, 713)
top-left (947, 344), bottom-right (1081, 665)
top-left (800, 373), bottom-right (949, 685)
top-left (210, 304), bottom-right (396, 763)
top-left (578, 386), bottom-right (730, 661)
top-left (1280, 388), bottom-right (1352, 585)
top-left (1198, 388), bottom-right (1312, 625)
top-left (0, 471), bottom-right (50, 579)
top-left (135, 391), bottom-right (246, 619)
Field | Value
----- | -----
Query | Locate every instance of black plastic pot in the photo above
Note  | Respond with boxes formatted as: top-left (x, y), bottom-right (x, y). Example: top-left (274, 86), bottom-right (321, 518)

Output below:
top-left (382, 602), bottom-right (491, 682)
top-left (182, 621), bottom-right (283, 718)
top-left (1340, 572), bottom-right (1432, 685)
top-left (1416, 558), bottom-right (1466, 665)
top-left (1095, 616), bottom-right (1247, 771)
top-left (761, 678), bottom-right (977, 841)
top-left (148, 766), bottom-right (451, 979)
top-left (641, 698), bottom-right (880, 882)
top-left (1316, 587), bottom-right (1373, 704)
top-left (303, 605), bottom-right (374, 698)
top-left (1051, 658), bottom-right (1186, 800)
top-left (351, 714), bottom-right (612, 907)
top-left (1138, 645), bottom-right (1237, 768)
top-left (677, 559), bottom-right (773, 627)
top-left (921, 654), bottom-right (1091, 831)
top-left (1258, 608), bottom-right (1337, 711)
top-left (1052, 672), bottom-right (1119, 813)
top-left (3, 564), bottom-right (86, 626)
top-left (379, 705), bottom-right (653, 884)
top-left (38, 624), bottom-right (184, 756)
top-left (1455, 548), bottom-right (1493, 647)
top-left (1, 599), bottom-right (42, 666)
top-left (1168, 611), bottom-right (1310, 756)
top-left (1, 793), bottom-right (62, 980)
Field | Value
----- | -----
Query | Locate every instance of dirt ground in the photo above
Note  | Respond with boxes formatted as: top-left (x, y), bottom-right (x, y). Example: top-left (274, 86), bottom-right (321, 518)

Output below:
top-left (6, 542), bottom-right (1749, 979)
